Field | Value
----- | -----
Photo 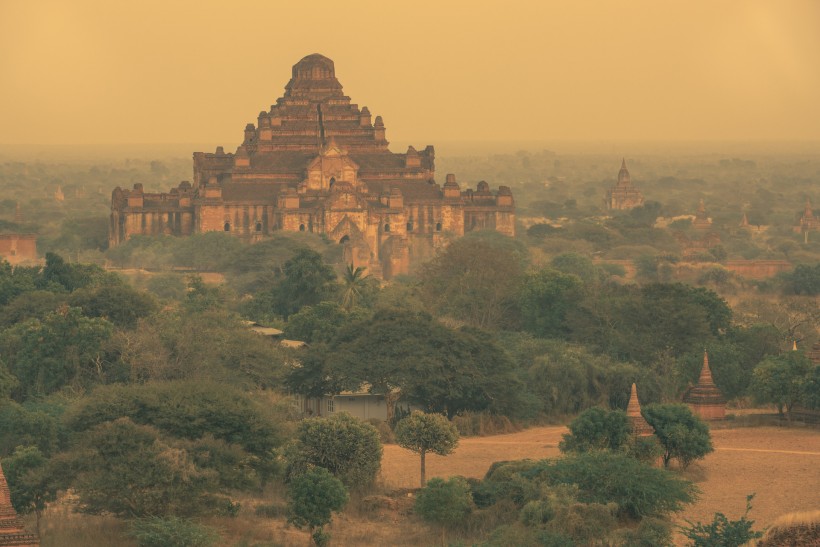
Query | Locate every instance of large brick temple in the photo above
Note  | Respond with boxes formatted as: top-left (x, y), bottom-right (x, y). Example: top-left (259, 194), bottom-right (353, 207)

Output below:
top-left (109, 54), bottom-right (515, 278)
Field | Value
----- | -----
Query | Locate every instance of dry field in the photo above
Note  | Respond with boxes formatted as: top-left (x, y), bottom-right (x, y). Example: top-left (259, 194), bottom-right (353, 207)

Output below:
top-left (381, 424), bottom-right (820, 541)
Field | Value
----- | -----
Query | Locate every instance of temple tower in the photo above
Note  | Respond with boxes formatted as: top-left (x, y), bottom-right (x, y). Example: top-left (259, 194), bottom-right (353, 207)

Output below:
top-left (683, 351), bottom-right (726, 420)
top-left (692, 198), bottom-right (712, 229)
top-left (605, 159), bottom-right (644, 210)
top-left (0, 461), bottom-right (40, 547)
top-left (626, 383), bottom-right (654, 437)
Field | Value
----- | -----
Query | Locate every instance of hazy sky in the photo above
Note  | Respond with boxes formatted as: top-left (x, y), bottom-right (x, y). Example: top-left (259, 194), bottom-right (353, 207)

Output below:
top-left (1, 0), bottom-right (819, 148)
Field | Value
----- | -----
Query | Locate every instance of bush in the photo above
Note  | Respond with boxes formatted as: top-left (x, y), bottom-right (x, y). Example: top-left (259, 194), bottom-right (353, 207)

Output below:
top-left (415, 476), bottom-right (473, 533)
top-left (681, 494), bottom-right (763, 547)
top-left (287, 412), bottom-right (382, 488)
top-left (130, 516), bottom-right (220, 547)
top-left (288, 467), bottom-right (348, 546)
top-left (643, 403), bottom-right (713, 468)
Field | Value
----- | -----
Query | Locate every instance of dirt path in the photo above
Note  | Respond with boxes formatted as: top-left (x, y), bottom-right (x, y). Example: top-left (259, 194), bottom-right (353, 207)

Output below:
top-left (381, 425), bottom-right (820, 536)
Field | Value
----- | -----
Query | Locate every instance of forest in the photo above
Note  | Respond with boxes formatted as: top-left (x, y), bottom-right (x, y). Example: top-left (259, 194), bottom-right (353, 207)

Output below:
top-left (1, 148), bottom-right (819, 546)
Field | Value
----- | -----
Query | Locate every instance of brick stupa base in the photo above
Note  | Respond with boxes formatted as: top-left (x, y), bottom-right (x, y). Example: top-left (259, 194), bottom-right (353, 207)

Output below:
top-left (683, 351), bottom-right (726, 421)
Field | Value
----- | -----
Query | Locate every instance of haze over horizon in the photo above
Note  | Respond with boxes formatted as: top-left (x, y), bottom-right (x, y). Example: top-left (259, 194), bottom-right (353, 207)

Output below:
top-left (2, 0), bottom-right (819, 149)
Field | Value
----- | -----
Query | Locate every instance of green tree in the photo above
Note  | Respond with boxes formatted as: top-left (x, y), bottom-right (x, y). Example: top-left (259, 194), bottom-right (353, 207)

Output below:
top-left (1, 306), bottom-right (114, 398)
top-left (394, 411), bottom-right (459, 486)
top-left (415, 476), bottom-right (473, 544)
top-left (681, 494), bottom-right (763, 547)
top-left (69, 282), bottom-right (158, 328)
top-left (339, 264), bottom-right (375, 311)
top-left (287, 413), bottom-right (382, 488)
top-left (288, 467), bottom-right (348, 547)
top-left (1, 445), bottom-right (57, 534)
top-left (67, 418), bottom-right (223, 517)
top-left (750, 351), bottom-right (813, 420)
top-left (518, 268), bottom-right (583, 338)
top-left (558, 407), bottom-right (630, 454)
top-left (643, 404), bottom-right (713, 469)
top-left (419, 232), bottom-right (528, 329)
top-left (270, 248), bottom-right (338, 319)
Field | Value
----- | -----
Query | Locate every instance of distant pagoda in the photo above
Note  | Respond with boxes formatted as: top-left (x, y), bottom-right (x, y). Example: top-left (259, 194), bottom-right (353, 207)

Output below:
top-left (793, 197), bottom-right (820, 241)
top-left (0, 461), bottom-right (40, 547)
top-left (692, 198), bottom-right (712, 229)
top-left (683, 351), bottom-right (726, 420)
top-left (605, 159), bottom-right (644, 210)
top-left (627, 383), bottom-right (654, 437)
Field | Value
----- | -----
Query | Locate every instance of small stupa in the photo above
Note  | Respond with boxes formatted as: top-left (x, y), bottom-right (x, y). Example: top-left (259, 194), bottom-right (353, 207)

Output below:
top-left (683, 351), bottom-right (726, 420)
top-left (0, 461), bottom-right (40, 547)
top-left (627, 383), bottom-right (654, 437)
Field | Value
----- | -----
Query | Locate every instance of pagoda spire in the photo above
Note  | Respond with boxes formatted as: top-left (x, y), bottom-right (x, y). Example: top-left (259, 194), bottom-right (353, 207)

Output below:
top-left (698, 350), bottom-right (715, 386)
top-left (626, 383), bottom-right (654, 437)
top-left (805, 197), bottom-right (814, 219)
top-left (0, 461), bottom-right (40, 546)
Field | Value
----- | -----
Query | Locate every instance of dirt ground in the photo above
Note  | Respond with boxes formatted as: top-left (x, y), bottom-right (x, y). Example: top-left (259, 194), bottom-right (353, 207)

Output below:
top-left (382, 424), bottom-right (820, 537)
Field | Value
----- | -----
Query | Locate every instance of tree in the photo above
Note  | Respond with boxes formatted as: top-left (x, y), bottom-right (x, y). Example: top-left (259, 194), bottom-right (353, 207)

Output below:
top-left (1, 445), bottom-right (57, 534)
top-left (1, 306), bottom-right (114, 398)
top-left (339, 264), bottom-right (375, 311)
top-left (67, 418), bottom-right (223, 517)
top-left (419, 232), bottom-right (528, 329)
top-left (750, 351), bottom-right (813, 420)
top-left (394, 411), bottom-right (459, 486)
top-left (415, 476), bottom-right (473, 544)
top-left (681, 494), bottom-right (763, 547)
top-left (558, 407), bottom-right (630, 454)
top-left (270, 248), bottom-right (338, 319)
top-left (69, 282), bottom-right (158, 328)
top-left (288, 467), bottom-right (348, 547)
top-left (518, 268), bottom-right (583, 338)
top-left (643, 404), bottom-right (713, 469)
top-left (287, 413), bottom-right (382, 488)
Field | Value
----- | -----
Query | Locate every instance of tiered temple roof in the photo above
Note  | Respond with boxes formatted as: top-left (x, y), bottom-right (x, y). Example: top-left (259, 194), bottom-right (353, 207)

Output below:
top-left (794, 198), bottom-right (820, 235)
top-left (683, 351), bottom-right (726, 420)
top-left (626, 383), bottom-right (654, 437)
top-left (605, 159), bottom-right (644, 210)
top-left (0, 462), bottom-right (39, 547)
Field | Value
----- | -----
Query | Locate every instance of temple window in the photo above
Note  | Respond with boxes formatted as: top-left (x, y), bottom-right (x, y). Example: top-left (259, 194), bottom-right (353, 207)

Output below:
top-left (299, 224), bottom-right (305, 232)
top-left (224, 222), bottom-right (231, 232)
top-left (255, 221), bottom-right (262, 232)
top-left (384, 223), bottom-right (390, 232)
top-left (329, 177), bottom-right (335, 188)
top-left (339, 235), bottom-right (350, 244)
top-left (435, 222), bottom-right (442, 232)
top-left (406, 221), bottom-right (413, 232)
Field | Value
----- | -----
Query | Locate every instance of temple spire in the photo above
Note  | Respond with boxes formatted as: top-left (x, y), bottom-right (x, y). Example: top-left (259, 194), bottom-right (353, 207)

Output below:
top-left (699, 350), bottom-right (715, 386)
top-left (626, 383), bottom-right (654, 437)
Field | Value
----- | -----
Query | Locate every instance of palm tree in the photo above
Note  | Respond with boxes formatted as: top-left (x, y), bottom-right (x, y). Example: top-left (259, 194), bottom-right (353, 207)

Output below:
top-left (340, 264), bottom-right (368, 311)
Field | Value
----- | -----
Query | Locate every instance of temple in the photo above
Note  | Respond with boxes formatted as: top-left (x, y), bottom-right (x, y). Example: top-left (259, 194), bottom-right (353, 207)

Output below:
top-left (0, 461), bottom-right (40, 547)
top-left (109, 54), bottom-right (515, 278)
top-left (626, 383), bottom-right (654, 437)
top-left (683, 351), bottom-right (726, 420)
top-left (793, 198), bottom-right (819, 239)
top-left (605, 159), bottom-right (644, 210)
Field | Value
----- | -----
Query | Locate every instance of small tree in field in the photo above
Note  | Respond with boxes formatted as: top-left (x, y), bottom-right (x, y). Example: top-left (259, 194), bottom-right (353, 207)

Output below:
top-left (643, 404), bottom-right (713, 469)
top-left (395, 411), bottom-right (459, 487)
top-left (559, 407), bottom-right (630, 453)
top-left (288, 467), bottom-right (348, 547)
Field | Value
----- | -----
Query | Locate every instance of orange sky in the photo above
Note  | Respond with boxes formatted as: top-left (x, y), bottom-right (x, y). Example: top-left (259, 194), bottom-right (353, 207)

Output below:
top-left (1, 0), bottom-right (819, 147)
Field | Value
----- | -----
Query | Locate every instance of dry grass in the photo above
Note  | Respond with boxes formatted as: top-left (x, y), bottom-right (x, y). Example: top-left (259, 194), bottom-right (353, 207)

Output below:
top-left (759, 509), bottom-right (820, 546)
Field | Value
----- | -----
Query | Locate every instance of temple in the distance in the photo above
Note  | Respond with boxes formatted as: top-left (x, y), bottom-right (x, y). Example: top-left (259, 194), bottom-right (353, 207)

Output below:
top-left (109, 54), bottom-right (515, 278)
top-left (605, 159), bottom-right (644, 210)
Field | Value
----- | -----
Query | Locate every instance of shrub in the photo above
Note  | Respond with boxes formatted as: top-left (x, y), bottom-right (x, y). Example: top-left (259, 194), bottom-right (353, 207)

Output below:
top-left (288, 467), bottom-right (348, 546)
top-left (558, 407), bottom-right (630, 453)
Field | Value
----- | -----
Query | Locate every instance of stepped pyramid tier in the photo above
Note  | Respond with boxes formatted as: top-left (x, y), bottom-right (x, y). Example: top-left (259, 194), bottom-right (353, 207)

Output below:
top-left (683, 351), bottom-right (726, 420)
top-left (605, 159), bottom-right (644, 210)
top-left (109, 53), bottom-right (515, 279)
top-left (627, 383), bottom-right (654, 437)
top-left (0, 461), bottom-right (40, 547)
